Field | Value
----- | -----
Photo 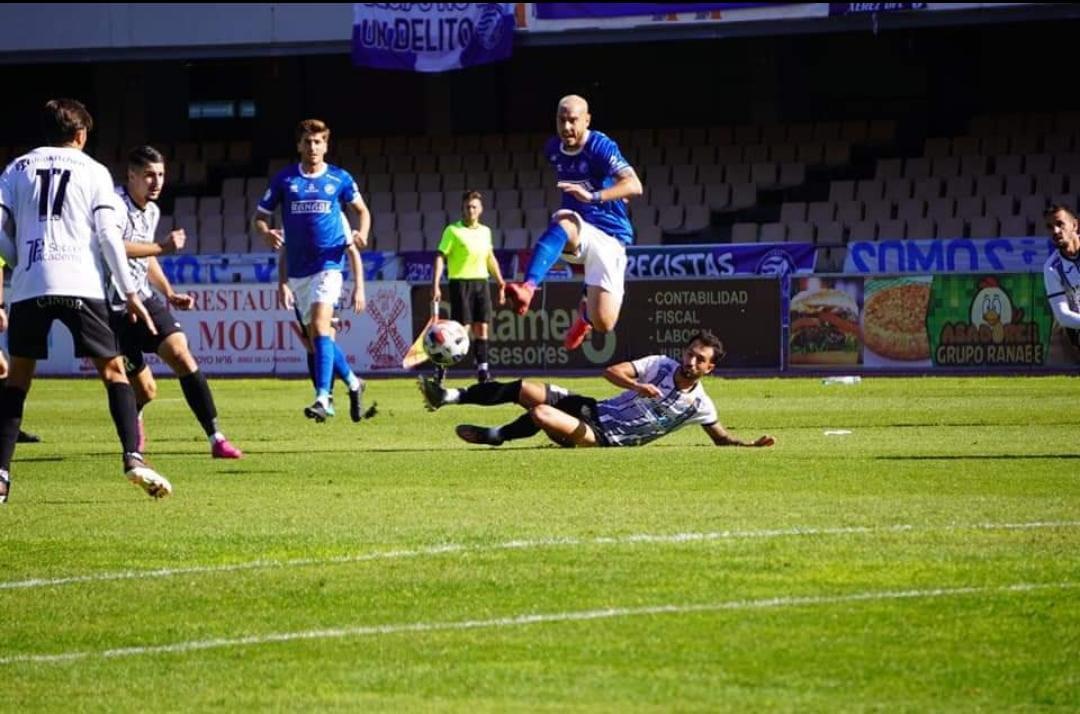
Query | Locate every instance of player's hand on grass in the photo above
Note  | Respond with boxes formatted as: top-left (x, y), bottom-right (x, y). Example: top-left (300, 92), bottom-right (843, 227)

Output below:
top-left (752, 435), bottom-right (776, 447)
top-left (126, 294), bottom-right (158, 335)
top-left (279, 282), bottom-right (295, 309)
top-left (167, 292), bottom-right (195, 310)
top-left (263, 228), bottom-right (285, 251)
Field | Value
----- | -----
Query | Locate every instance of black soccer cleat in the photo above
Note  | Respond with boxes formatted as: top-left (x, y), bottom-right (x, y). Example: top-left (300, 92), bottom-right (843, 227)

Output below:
top-left (16, 430), bottom-right (41, 444)
top-left (455, 424), bottom-right (504, 446)
top-left (418, 377), bottom-right (446, 412)
top-left (349, 381), bottom-right (366, 423)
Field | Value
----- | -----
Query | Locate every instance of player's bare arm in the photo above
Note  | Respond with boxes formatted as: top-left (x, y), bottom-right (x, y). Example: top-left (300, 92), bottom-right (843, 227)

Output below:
top-left (125, 228), bottom-right (186, 258)
top-left (558, 166), bottom-right (643, 204)
top-left (703, 422), bottom-right (775, 447)
top-left (346, 195), bottom-right (371, 250)
top-left (603, 361), bottom-right (662, 398)
top-left (277, 247), bottom-right (294, 309)
top-left (147, 256), bottom-right (194, 310)
top-left (346, 243), bottom-right (366, 313)
top-left (432, 251), bottom-right (446, 303)
top-left (253, 212), bottom-right (284, 251)
top-left (486, 251), bottom-right (506, 305)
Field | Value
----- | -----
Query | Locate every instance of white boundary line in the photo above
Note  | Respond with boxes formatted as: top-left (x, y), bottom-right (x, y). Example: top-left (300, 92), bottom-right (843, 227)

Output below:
top-left (2, 520), bottom-right (1077, 593)
top-left (1, 582), bottom-right (1073, 665)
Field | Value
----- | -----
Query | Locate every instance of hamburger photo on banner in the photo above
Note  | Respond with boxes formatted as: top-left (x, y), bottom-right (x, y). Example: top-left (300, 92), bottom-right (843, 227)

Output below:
top-left (789, 287), bottom-right (861, 365)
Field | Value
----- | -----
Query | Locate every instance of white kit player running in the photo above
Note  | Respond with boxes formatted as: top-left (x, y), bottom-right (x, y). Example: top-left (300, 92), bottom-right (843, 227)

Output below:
top-left (0, 98), bottom-right (170, 502)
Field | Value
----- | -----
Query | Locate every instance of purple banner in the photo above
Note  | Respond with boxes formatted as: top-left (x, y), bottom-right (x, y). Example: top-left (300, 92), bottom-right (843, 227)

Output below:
top-left (828, 2), bottom-right (928, 16)
top-left (624, 242), bottom-right (816, 279)
top-left (534, 3), bottom-right (773, 20)
top-left (399, 249), bottom-right (521, 284)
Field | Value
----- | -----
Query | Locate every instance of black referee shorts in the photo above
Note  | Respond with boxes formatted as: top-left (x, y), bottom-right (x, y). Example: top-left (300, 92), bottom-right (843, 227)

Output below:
top-left (448, 279), bottom-right (493, 325)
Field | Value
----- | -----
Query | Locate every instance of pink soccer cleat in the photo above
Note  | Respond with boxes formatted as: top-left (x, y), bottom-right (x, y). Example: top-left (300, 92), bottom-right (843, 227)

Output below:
top-left (563, 315), bottom-right (593, 351)
top-left (211, 438), bottom-right (243, 459)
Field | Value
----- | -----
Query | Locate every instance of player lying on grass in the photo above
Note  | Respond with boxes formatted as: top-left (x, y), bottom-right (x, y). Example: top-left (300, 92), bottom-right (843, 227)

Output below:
top-left (419, 330), bottom-right (775, 449)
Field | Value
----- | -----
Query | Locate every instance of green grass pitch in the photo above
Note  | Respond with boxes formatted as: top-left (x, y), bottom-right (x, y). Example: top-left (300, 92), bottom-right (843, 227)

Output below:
top-left (1, 374), bottom-right (1077, 711)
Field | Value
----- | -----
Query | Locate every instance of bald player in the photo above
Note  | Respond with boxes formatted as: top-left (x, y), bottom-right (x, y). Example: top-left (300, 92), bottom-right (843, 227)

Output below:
top-left (504, 95), bottom-right (643, 351)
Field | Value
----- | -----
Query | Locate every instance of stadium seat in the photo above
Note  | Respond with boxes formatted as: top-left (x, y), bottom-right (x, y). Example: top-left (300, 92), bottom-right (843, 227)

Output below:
top-left (855, 179), bottom-right (884, 202)
top-left (787, 222), bottom-right (815, 243)
top-left (814, 222), bottom-right (844, 246)
top-left (750, 162), bottom-right (778, 190)
top-left (863, 199), bottom-right (892, 222)
top-left (847, 221), bottom-right (876, 242)
top-left (955, 196), bottom-right (985, 219)
top-left (394, 192), bottom-right (419, 213)
top-left (1025, 153), bottom-right (1053, 175)
top-left (1034, 173), bottom-right (1065, 196)
top-left (968, 216), bottom-right (999, 238)
top-left (823, 140), bottom-right (851, 167)
top-left (780, 202), bottom-right (808, 223)
top-left (771, 143), bottom-right (797, 163)
top-left (1019, 194), bottom-right (1048, 224)
top-left (222, 177), bottom-right (245, 198)
top-left (683, 205), bottom-right (710, 232)
top-left (903, 157), bottom-right (932, 180)
top-left (945, 175), bottom-right (975, 198)
top-left (724, 163), bottom-right (751, 185)
top-left (1000, 215), bottom-right (1031, 236)
top-left (197, 197), bottom-right (221, 217)
top-left (730, 222), bottom-right (758, 243)
top-left (912, 177), bottom-right (943, 201)
top-left (398, 229), bottom-right (425, 252)
top-left (442, 173), bottom-right (466, 192)
top-left (883, 178), bottom-right (913, 203)
top-left (896, 199), bottom-right (926, 223)
top-left (985, 195), bottom-right (1015, 220)
top-left (759, 222), bottom-right (786, 243)
top-left (520, 189), bottom-right (546, 211)
top-left (388, 156), bottom-right (413, 174)
top-left (155, 214), bottom-right (174, 242)
top-left (796, 141), bottom-right (825, 166)
top-left (951, 136), bottom-right (980, 156)
top-left (493, 189), bottom-right (520, 210)
top-left (959, 154), bottom-right (989, 176)
top-left (907, 218), bottom-right (935, 239)
top-left (199, 216), bottom-right (224, 254)
top-left (974, 175), bottom-right (1005, 197)
top-left (464, 171), bottom-right (491, 190)
top-left (828, 180), bottom-right (856, 203)
top-left (807, 202), bottom-right (835, 224)
top-left (397, 212), bottom-right (422, 234)
top-left (1004, 175), bottom-right (1032, 197)
top-left (877, 219), bottom-right (906, 239)
top-left (687, 144), bottom-right (715, 165)
top-left (935, 217), bottom-right (965, 238)
top-left (835, 200), bottom-right (863, 227)
top-left (671, 164), bottom-right (698, 187)
top-left (714, 145), bottom-right (743, 165)
top-left (728, 183), bottom-right (757, 211)
top-left (499, 208), bottom-right (524, 230)
top-left (223, 230), bottom-right (249, 254)
top-left (647, 185), bottom-right (677, 210)
top-left (698, 164), bottom-right (725, 186)
top-left (703, 184), bottom-right (730, 211)
top-left (993, 154), bottom-right (1023, 175)
top-left (678, 185), bottom-right (704, 206)
top-left (658, 206), bottom-right (684, 232)
top-left (174, 196), bottom-right (197, 216)
top-left (743, 144), bottom-right (769, 164)
top-left (932, 156), bottom-right (960, 178)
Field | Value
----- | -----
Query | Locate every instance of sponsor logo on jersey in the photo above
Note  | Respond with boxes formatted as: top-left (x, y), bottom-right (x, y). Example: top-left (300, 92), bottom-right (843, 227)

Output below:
top-left (291, 200), bottom-right (333, 214)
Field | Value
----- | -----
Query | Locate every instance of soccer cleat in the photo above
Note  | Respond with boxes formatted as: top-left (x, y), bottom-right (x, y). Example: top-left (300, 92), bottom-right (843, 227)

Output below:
top-left (0, 469), bottom-right (9, 504)
top-left (455, 424), bottom-right (504, 446)
top-left (16, 429), bottom-right (41, 444)
top-left (325, 397), bottom-right (336, 418)
top-left (504, 282), bottom-right (536, 316)
top-left (563, 315), bottom-right (593, 351)
top-left (135, 418), bottom-right (146, 453)
top-left (418, 376), bottom-right (446, 412)
top-left (124, 459), bottom-right (172, 499)
top-left (477, 368), bottom-right (492, 384)
top-left (349, 381), bottom-right (366, 423)
top-left (211, 438), bottom-right (243, 459)
top-left (304, 401), bottom-right (330, 423)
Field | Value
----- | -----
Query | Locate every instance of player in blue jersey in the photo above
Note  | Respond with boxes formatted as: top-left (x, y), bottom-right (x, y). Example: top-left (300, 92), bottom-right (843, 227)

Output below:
top-left (253, 118), bottom-right (371, 423)
top-left (504, 95), bottom-right (643, 350)
top-left (419, 330), bottom-right (776, 449)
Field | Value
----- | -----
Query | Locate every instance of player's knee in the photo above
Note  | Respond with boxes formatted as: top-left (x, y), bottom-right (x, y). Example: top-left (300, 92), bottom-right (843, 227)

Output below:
top-left (139, 377), bottom-right (158, 403)
top-left (529, 404), bottom-right (554, 426)
top-left (555, 216), bottom-right (578, 239)
top-left (592, 312), bottom-right (618, 333)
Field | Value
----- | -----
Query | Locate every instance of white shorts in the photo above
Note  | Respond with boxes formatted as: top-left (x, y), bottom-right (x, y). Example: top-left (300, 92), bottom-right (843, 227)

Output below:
top-left (553, 210), bottom-right (627, 303)
top-left (289, 270), bottom-right (344, 325)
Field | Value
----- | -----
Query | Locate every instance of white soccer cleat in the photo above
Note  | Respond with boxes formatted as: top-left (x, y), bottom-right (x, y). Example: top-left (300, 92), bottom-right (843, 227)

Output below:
top-left (125, 463), bottom-right (173, 499)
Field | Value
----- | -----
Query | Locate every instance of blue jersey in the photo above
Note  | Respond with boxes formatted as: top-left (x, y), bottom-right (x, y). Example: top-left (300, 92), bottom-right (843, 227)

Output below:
top-left (257, 163), bottom-right (359, 278)
top-left (544, 130), bottom-right (635, 244)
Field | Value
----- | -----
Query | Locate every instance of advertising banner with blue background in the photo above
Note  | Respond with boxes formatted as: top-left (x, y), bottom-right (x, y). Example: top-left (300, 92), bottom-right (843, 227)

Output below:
top-left (352, 3), bottom-right (514, 73)
top-left (534, 3), bottom-right (773, 19)
top-left (844, 238), bottom-right (1052, 274)
top-left (625, 242), bottom-right (816, 279)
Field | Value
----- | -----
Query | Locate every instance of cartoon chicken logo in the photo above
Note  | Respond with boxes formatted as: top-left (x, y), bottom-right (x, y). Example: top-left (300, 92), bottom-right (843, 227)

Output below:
top-left (970, 277), bottom-right (1013, 344)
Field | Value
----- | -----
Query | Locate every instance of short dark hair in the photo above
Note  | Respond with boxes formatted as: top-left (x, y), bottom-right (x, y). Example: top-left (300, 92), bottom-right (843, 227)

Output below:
top-left (127, 145), bottom-right (165, 169)
top-left (689, 330), bottom-right (725, 363)
top-left (462, 190), bottom-right (483, 205)
top-left (41, 98), bottom-right (93, 145)
top-left (1045, 204), bottom-right (1077, 221)
top-left (296, 118), bottom-right (330, 142)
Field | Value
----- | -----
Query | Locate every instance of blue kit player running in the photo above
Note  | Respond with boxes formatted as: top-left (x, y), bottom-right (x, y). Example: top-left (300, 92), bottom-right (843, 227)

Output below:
top-left (504, 95), bottom-right (643, 350)
top-left (253, 118), bottom-right (372, 423)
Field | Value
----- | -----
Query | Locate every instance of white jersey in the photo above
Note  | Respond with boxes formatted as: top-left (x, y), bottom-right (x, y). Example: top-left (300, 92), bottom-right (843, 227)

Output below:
top-left (1044, 250), bottom-right (1080, 313)
top-left (595, 355), bottom-right (718, 447)
top-left (106, 186), bottom-right (158, 308)
top-left (0, 147), bottom-right (119, 301)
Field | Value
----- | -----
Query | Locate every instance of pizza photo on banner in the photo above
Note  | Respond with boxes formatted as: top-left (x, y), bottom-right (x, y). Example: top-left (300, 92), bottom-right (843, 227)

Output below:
top-left (861, 276), bottom-right (933, 369)
top-left (787, 277), bottom-right (863, 367)
top-left (926, 274), bottom-right (1054, 369)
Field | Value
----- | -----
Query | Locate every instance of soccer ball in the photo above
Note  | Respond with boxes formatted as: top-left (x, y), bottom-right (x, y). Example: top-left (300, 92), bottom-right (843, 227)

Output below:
top-left (423, 320), bottom-right (471, 366)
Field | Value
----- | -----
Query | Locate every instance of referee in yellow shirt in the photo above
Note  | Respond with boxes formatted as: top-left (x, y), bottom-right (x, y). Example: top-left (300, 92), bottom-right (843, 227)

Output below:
top-left (432, 191), bottom-right (506, 383)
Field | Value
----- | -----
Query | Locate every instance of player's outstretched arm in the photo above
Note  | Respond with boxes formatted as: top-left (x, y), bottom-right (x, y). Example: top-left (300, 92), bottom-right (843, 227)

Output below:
top-left (703, 422), bottom-right (775, 447)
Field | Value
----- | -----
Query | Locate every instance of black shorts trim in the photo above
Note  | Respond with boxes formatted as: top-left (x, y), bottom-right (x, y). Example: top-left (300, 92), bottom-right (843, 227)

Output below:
top-left (8, 296), bottom-right (120, 360)
top-left (110, 295), bottom-right (184, 374)
top-left (543, 387), bottom-right (611, 446)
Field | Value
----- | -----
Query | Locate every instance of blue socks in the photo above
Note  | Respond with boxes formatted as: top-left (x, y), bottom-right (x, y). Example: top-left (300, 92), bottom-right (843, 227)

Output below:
top-left (525, 223), bottom-right (570, 286)
top-left (313, 335), bottom-right (334, 399)
top-left (332, 343), bottom-right (361, 391)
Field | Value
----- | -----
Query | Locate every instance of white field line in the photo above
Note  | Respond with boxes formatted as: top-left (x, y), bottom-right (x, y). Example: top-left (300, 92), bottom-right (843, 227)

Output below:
top-left (2, 520), bottom-right (1078, 593)
top-left (1, 581), bottom-right (1074, 666)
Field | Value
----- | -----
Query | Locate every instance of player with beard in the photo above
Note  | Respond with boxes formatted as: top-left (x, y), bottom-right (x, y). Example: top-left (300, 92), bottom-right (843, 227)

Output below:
top-left (419, 330), bottom-right (775, 449)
